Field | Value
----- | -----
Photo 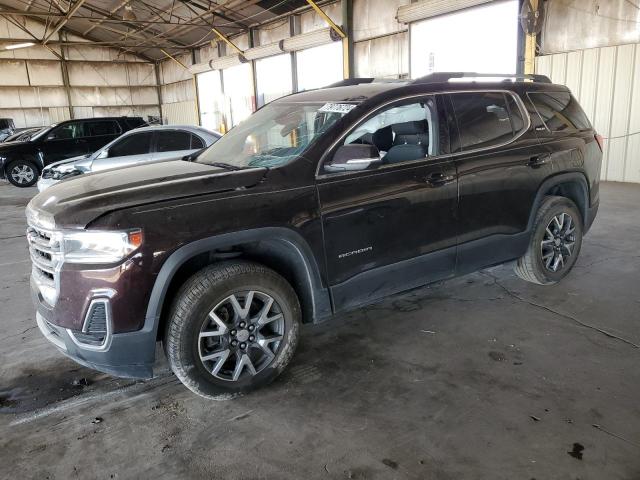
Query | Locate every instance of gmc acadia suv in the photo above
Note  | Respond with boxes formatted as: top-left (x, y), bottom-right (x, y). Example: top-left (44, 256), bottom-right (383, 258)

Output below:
top-left (26, 73), bottom-right (602, 398)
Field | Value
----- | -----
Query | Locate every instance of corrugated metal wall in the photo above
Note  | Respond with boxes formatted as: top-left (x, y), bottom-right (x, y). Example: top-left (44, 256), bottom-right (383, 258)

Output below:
top-left (0, 17), bottom-right (160, 128)
top-left (536, 43), bottom-right (640, 183)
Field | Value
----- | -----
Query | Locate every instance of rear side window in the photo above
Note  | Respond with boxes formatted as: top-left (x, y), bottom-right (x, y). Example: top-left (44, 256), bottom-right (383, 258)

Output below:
top-left (109, 132), bottom-right (153, 157)
top-left (85, 120), bottom-right (121, 137)
top-left (123, 117), bottom-right (147, 129)
top-left (449, 92), bottom-right (521, 151)
top-left (156, 130), bottom-right (192, 152)
top-left (191, 134), bottom-right (205, 149)
top-left (527, 92), bottom-right (591, 132)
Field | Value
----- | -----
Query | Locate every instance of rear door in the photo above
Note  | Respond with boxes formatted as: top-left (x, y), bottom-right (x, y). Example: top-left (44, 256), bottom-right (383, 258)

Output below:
top-left (152, 129), bottom-right (200, 161)
top-left (448, 90), bottom-right (549, 273)
top-left (91, 131), bottom-right (154, 172)
top-left (83, 119), bottom-right (122, 153)
top-left (317, 95), bottom-right (458, 311)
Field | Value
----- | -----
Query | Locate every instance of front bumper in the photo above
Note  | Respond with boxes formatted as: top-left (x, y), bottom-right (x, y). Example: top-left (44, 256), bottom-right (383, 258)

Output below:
top-left (32, 277), bottom-right (157, 379)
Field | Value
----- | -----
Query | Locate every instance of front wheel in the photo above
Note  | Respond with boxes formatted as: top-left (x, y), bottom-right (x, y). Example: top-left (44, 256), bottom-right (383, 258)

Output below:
top-left (6, 160), bottom-right (39, 187)
top-left (164, 261), bottom-right (301, 398)
top-left (515, 196), bottom-right (583, 285)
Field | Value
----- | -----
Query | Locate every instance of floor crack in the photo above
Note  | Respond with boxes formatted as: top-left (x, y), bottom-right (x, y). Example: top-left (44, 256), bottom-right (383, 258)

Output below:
top-left (480, 271), bottom-right (640, 349)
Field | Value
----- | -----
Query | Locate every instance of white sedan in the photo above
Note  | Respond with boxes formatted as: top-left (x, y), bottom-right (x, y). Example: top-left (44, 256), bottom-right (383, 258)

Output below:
top-left (37, 125), bottom-right (221, 192)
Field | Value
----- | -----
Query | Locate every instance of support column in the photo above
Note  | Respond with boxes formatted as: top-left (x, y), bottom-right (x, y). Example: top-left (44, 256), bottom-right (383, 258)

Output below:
top-left (523, 0), bottom-right (538, 75)
top-left (154, 62), bottom-right (164, 124)
top-left (342, 0), bottom-right (354, 79)
top-left (59, 32), bottom-right (74, 119)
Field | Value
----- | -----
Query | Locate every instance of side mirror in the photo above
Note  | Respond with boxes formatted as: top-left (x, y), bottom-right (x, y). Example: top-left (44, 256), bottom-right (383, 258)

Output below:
top-left (324, 144), bottom-right (381, 173)
top-left (97, 149), bottom-right (108, 159)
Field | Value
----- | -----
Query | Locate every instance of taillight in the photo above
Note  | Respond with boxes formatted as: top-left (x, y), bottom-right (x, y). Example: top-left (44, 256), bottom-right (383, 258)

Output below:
top-left (595, 133), bottom-right (604, 152)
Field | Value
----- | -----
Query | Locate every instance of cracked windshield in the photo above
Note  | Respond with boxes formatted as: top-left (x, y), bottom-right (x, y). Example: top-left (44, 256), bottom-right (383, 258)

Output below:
top-left (196, 102), bottom-right (353, 168)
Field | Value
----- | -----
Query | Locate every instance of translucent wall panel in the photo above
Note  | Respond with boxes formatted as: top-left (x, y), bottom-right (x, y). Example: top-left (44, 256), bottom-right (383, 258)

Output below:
top-left (197, 70), bottom-right (224, 132)
top-left (410, 0), bottom-right (518, 77)
top-left (222, 62), bottom-right (254, 128)
top-left (256, 54), bottom-right (293, 108)
top-left (296, 42), bottom-right (343, 91)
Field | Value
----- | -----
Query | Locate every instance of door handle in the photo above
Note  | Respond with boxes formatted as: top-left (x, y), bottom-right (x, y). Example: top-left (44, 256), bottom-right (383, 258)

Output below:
top-left (528, 154), bottom-right (551, 168)
top-left (423, 172), bottom-right (456, 187)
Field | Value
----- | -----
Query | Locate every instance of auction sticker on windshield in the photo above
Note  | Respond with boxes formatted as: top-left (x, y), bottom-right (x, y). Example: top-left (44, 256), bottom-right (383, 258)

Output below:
top-left (318, 103), bottom-right (356, 114)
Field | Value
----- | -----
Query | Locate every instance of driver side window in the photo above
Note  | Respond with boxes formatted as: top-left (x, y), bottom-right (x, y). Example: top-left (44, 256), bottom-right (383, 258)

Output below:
top-left (47, 122), bottom-right (83, 141)
top-left (342, 96), bottom-right (444, 166)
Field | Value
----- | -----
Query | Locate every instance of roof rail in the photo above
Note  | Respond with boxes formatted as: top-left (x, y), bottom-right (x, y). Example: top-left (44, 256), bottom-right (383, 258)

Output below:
top-left (327, 78), bottom-right (375, 88)
top-left (411, 72), bottom-right (552, 85)
top-left (326, 78), bottom-right (406, 88)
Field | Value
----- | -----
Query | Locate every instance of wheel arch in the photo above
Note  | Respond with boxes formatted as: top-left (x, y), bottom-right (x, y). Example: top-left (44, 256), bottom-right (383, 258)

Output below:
top-left (146, 228), bottom-right (332, 341)
top-left (4, 153), bottom-right (42, 175)
top-left (528, 172), bottom-right (590, 230)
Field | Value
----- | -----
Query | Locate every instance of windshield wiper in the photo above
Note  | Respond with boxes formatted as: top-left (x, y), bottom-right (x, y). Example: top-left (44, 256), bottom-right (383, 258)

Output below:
top-left (210, 162), bottom-right (245, 171)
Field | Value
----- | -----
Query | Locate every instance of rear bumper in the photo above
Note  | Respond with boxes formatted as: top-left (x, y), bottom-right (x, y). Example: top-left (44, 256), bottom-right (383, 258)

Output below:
top-left (32, 279), bottom-right (157, 379)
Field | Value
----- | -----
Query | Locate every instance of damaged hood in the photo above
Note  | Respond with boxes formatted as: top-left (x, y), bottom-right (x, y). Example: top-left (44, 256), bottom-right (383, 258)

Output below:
top-left (27, 159), bottom-right (267, 228)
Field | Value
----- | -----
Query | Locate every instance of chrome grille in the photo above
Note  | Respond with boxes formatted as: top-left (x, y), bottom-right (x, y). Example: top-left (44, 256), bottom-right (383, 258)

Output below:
top-left (27, 223), bottom-right (62, 305)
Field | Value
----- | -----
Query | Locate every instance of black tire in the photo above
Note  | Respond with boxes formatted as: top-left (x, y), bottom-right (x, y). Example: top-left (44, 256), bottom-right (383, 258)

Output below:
top-left (163, 260), bottom-right (301, 399)
top-left (515, 195), bottom-right (583, 285)
top-left (6, 160), bottom-right (39, 187)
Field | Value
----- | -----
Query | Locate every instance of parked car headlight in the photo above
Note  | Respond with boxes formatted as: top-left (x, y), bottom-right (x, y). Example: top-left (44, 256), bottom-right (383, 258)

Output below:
top-left (62, 229), bottom-right (143, 264)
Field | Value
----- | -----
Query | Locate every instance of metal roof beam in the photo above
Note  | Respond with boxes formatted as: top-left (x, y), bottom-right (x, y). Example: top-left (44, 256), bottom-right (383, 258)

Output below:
top-left (42, 0), bottom-right (85, 44)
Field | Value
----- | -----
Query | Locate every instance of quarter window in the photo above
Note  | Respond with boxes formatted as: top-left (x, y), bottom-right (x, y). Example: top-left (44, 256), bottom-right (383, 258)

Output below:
top-left (449, 92), bottom-right (518, 151)
top-left (191, 134), bottom-right (205, 149)
top-left (109, 132), bottom-right (153, 157)
top-left (156, 130), bottom-right (193, 152)
top-left (527, 92), bottom-right (591, 132)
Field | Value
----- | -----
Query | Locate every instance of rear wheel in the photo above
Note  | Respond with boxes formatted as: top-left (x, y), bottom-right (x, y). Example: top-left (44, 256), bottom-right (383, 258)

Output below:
top-left (6, 160), bottom-right (38, 187)
top-left (164, 261), bottom-right (300, 399)
top-left (515, 196), bottom-right (583, 285)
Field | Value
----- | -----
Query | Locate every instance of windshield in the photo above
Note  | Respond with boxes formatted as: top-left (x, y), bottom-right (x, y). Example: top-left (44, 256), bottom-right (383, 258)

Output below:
top-left (30, 125), bottom-right (55, 141)
top-left (196, 101), bottom-right (353, 168)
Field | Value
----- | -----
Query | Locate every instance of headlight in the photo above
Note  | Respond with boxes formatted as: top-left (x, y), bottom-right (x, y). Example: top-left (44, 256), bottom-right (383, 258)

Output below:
top-left (62, 229), bottom-right (143, 264)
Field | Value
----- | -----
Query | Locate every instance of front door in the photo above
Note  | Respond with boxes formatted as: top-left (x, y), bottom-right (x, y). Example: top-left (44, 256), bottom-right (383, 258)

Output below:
top-left (39, 121), bottom-right (89, 164)
top-left (92, 131), bottom-right (155, 172)
top-left (317, 95), bottom-right (458, 312)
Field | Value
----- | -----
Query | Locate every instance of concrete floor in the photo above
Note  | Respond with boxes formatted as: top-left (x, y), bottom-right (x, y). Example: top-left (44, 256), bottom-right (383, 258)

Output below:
top-left (0, 180), bottom-right (639, 480)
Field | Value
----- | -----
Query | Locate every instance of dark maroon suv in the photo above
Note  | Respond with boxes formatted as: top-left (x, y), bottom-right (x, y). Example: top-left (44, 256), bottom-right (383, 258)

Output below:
top-left (27, 73), bottom-right (602, 398)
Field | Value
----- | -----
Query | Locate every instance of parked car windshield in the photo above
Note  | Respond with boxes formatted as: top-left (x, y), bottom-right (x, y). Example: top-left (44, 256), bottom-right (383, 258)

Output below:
top-left (196, 101), bottom-right (353, 168)
top-left (30, 125), bottom-right (55, 141)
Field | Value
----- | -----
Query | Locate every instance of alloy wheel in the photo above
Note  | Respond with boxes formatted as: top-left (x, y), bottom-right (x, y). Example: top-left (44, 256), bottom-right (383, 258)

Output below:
top-left (198, 290), bottom-right (285, 382)
top-left (540, 212), bottom-right (576, 272)
top-left (10, 164), bottom-right (35, 185)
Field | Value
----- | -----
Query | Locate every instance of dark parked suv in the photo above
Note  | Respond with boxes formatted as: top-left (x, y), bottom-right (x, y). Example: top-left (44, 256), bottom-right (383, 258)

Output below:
top-left (1, 116), bottom-right (147, 187)
top-left (26, 73), bottom-right (601, 398)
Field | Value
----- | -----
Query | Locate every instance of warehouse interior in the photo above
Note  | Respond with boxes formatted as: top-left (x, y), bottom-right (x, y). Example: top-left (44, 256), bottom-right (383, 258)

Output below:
top-left (1, 0), bottom-right (639, 478)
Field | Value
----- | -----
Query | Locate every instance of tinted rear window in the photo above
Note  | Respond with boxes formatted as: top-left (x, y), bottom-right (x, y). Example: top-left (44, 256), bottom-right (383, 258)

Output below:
top-left (123, 117), bottom-right (147, 129)
top-left (156, 130), bottom-right (192, 152)
top-left (527, 92), bottom-right (591, 132)
top-left (450, 92), bottom-right (521, 151)
top-left (86, 120), bottom-right (121, 136)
